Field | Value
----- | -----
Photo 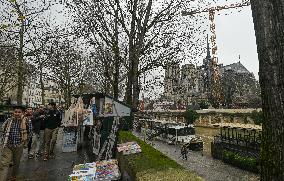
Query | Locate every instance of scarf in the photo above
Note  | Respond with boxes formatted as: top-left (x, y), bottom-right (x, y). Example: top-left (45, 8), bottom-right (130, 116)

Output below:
top-left (21, 117), bottom-right (28, 142)
top-left (1, 116), bottom-right (28, 148)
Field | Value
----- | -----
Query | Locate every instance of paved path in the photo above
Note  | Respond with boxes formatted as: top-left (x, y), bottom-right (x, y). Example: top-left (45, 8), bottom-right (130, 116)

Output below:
top-left (16, 129), bottom-right (89, 181)
top-left (133, 132), bottom-right (260, 181)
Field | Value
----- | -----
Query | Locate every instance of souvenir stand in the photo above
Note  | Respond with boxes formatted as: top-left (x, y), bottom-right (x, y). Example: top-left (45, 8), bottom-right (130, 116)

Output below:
top-left (67, 93), bottom-right (133, 181)
top-left (62, 97), bottom-right (86, 152)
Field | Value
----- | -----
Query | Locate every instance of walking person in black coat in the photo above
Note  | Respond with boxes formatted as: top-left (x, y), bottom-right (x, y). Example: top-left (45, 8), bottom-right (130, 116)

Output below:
top-left (43, 102), bottom-right (61, 161)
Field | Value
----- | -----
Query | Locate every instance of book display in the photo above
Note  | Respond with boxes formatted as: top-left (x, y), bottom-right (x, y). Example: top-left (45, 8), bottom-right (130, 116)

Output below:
top-left (117, 142), bottom-right (142, 155)
top-left (68, 159), bottom-right (120, 181)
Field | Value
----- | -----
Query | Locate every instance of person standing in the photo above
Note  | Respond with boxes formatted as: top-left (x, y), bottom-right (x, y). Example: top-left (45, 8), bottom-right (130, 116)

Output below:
top-left (31, 105), bottom-right (46, 157)
top-left (0, 106), bottom-right (33, 181)
top-left (44, 102), bottom-right (61, 161)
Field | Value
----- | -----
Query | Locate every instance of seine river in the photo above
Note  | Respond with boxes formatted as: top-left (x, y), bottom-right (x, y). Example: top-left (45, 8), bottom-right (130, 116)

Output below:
top-left (195, 126), bottom-right (220, 156)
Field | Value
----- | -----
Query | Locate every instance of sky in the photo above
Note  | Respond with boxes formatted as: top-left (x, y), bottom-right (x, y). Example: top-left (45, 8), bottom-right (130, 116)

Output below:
top-left (214, 6), bottom-right (259, 79)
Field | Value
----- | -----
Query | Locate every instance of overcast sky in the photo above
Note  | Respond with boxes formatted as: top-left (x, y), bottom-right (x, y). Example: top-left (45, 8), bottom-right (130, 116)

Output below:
top-left (215, 5), bottom-right (259, 79)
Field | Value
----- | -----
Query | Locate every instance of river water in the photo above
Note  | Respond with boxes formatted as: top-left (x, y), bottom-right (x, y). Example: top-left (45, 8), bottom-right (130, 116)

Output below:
top-left (195, 126), bottom-right (220, 156)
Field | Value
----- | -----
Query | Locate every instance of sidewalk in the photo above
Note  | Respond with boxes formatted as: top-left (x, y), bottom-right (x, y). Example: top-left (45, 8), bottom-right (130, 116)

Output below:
top-left (16, 128), bottom-right (90, 181)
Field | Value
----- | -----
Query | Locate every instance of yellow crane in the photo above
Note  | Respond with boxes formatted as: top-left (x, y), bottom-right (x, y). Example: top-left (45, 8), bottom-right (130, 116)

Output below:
top-left (182, 0), bottom-right (251, 107)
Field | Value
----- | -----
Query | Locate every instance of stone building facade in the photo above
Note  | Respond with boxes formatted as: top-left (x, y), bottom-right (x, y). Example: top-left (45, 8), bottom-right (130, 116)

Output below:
top-left (164, 42), bottom-right (260, 108)
top-left (1, 77), bottom-right (64, 107)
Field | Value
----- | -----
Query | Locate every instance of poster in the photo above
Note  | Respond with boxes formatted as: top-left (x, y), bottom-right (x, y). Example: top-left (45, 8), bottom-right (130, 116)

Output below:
top-left (104, 98), bottom-right (113, 115)
top-left (83, 108), bottom-right (93, 126)
top-left (97, 117), bottom-right (120, 161)
top-left (62, 128), bottom-right (77, 152)
top-left (63, 108), bottom-right (78, 127)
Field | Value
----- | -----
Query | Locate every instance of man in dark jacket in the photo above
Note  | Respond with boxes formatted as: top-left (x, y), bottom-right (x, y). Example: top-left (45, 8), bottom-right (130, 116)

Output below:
top-left (25, 107), bottom-right (34, 159)
top-left (31, 105), bottom-right (46, 157)
top-left (44, 102), bottom-right (61, 161)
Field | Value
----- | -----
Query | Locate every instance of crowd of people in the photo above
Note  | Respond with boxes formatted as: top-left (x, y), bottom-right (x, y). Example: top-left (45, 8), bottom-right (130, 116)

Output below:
top-left (0, 102), bottom-right (62, 181)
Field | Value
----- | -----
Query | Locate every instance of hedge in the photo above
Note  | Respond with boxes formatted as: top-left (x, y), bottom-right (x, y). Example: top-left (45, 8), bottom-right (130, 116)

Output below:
top-left (223, 150), bottom-right (259, 173)
top-left (118, 131), bottom-right (203, 181)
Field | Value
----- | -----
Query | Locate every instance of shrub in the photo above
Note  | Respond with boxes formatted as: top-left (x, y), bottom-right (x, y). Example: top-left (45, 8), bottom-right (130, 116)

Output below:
top-left (250, 110), bottom-right (264, 125)
top-left (223, 150), bottom-right (258, 173)
top-left (183, 109), bottom-right (199, 125)
top-left (199, 101), bottom-right (209, 109)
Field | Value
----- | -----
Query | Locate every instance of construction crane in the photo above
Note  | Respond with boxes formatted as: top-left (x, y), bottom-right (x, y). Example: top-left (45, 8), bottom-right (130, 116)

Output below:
top-left (181, 0), bottom-right (251, 108)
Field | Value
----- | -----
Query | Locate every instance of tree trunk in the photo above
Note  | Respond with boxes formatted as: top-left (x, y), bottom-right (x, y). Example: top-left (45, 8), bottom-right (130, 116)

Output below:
top-left (125, 0), bottom-right (138, 106)
top-left (131, 0), bottom-right (152, 108)
top-left (113, 11), bottom-right (120, 100)
top-left (66, 77), bottom-right (72, 108)
top-left (250, 1), bottom-right (284, 180)
top-left (40, 64), bottom-right (45, 105)
top-left (16, 20), bottom-right (24, 105)
top-left (113, 57), bottom-right (119, 99)
top-left (132, 59), bottom-right (140, 108)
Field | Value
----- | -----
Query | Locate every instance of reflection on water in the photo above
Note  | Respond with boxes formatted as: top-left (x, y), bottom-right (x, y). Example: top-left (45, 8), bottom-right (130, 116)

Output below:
top-left (195, 127), bottom-right (220, 156)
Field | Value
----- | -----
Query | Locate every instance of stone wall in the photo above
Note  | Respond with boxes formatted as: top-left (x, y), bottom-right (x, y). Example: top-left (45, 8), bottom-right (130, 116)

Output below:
top-left (195, 113), bottom-right (255, 127)
top-left (138, 109), bottom-right (262, 127)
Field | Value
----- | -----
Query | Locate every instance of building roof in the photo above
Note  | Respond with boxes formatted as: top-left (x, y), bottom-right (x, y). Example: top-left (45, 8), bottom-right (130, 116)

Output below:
top-left (221, 61), bottom-right (250, 74)
top-left (72, 92), bottom-right (134, 111)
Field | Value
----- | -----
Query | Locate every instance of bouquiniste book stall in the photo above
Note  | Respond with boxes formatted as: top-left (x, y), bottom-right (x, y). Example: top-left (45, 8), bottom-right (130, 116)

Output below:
top-left (64, 93), bottom-right (134, 181)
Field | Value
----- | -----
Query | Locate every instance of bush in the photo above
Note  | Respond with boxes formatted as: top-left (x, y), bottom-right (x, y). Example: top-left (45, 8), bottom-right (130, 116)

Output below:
top-left (183, 109), bottom-right (199, 125)
top-left (223, 150), bottom-right (259, 173)
top-left (199, 101), bottom-right (210, 109)
top-left (118, 131), bottom-right (203, 180)
top-left (250, 110), bottom-right (264, 125)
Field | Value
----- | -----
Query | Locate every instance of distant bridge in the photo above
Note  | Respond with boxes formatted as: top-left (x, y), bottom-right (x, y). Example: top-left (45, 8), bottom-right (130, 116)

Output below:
top-left (134, 108), bottom-right (262, 124)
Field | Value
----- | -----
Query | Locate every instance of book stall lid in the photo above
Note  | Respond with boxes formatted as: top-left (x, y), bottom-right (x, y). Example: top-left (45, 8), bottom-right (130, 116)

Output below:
top-left (117, 141), bottom-right (142, 155)
top-left (68, 159), bottom-right (120, 181)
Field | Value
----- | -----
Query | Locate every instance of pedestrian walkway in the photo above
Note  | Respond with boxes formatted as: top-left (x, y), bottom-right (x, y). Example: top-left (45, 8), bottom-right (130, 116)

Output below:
top-left (133, 132), bottom-right (260, 181)
top-left (16, 128), bottom-right (89, 181)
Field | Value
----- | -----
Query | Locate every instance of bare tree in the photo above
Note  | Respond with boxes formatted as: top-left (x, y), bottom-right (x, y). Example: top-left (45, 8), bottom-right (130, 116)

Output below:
top-left (66, 0), bottom-right (198, 107)
top-left (26, 25), bottom-right (69, 105)
top-left (0, 45), bottom-right (17, 101)
top-left (48, 36), bottom-right (92, 108)
top-left (0, 0), bottom-right (56, 105)
top-left (250, 0), bottom-right (284, 180)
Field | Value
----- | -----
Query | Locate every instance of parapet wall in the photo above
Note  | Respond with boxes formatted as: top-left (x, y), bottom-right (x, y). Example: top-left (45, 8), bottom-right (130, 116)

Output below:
top-left (140, 109), bottom-right (262, 128)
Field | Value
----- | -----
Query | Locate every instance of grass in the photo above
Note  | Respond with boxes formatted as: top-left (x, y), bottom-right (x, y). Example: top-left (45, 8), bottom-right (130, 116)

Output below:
top-left (118, 131), bottom-right (203, 181)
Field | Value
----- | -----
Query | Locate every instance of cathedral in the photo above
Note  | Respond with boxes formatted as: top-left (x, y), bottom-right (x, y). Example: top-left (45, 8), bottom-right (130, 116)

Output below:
top-left (164, 39), bottom-right (260, 108)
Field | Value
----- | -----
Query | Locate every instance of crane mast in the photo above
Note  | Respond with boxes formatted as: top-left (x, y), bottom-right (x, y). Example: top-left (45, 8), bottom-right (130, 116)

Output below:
top-left (182, 1), bottom-right (251, 108)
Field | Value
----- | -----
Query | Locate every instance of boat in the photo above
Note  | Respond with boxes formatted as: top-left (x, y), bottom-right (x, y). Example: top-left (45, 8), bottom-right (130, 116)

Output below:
top-left (139, 118), bottom-right (203, 151)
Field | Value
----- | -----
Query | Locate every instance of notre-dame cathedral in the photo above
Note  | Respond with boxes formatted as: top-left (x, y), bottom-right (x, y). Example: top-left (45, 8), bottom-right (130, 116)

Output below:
top-left (164, 39), bottom-right (261, 108)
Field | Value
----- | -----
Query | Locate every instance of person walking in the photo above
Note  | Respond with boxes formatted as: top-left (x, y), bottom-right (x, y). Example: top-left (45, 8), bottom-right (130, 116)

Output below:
top-left (25, 107), bottom-right (35, 159)
top-left (31, 105), bottom-right (46, 157)
top-left (181, 143), bottom-right (188, 160)
top-left (44, 102), bottom-right (61, 161)
top-left (0, 106), bottom-right (33, 181)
